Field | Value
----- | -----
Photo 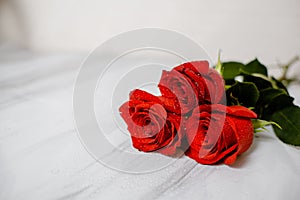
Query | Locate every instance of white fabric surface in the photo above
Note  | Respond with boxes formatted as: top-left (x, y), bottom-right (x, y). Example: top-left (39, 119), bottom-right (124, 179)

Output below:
top-left (0, 44), bottom-right (300, 200)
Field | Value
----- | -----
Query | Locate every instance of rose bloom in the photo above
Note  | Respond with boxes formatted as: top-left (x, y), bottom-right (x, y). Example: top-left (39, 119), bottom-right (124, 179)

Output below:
top-left (185, 104), bottom-right (257, 165)
top-left (158, 61), bottom-right (225, 114)
top-left (119, 89), bottom-right (183, 155)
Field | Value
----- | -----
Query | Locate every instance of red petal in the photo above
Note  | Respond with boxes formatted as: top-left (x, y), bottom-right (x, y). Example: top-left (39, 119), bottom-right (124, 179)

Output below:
top-left (129, 89), bottom-right (161, 103)
top-left (227, 106), bottom-right (257, 118)
top-left (206, 68), bottom-right (225, 103)
top-left (174, 61), bottom-right (209, 74)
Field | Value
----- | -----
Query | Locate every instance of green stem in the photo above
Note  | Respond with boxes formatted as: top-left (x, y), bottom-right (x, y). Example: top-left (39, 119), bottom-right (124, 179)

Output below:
top-left (278, 56), bottom-right (299, 86)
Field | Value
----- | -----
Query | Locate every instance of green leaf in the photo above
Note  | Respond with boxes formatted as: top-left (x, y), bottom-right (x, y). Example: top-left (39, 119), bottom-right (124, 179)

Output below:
top-left (271, 76), bottom-right (289, 94)
top-left (221, 62), bottom-right (245, 80)
top-left (243, 75), bottom-right (273, 90)
top-left (226, 82), bottom-right (259, 107)
top-left (266, 93), bottom-right (294, 111)
top-left (244, 59), bottom-right (268, 76)
top-left (271, 106), bottom-right (300, 146)
top-left (221, 59), bottom-right (268, 81)
top-left (257, 88), bottom-right (288, 105)
top-left (255, 88), bottom-right (294, 120)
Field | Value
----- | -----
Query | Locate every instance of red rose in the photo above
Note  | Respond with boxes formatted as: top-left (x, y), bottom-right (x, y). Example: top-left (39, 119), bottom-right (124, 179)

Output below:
top-left (174, 61), bottom-right (225, 104)
top-left (185, 104), bottom-right (257, 165)
top-left (119, 89), bottom-right (183, 155)
top-left (158, 61), bottom-right (225, 114)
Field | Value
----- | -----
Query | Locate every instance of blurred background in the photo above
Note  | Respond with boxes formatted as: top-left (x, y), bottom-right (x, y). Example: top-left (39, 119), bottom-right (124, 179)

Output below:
top-left (0, 0), bottom-right (299, 63)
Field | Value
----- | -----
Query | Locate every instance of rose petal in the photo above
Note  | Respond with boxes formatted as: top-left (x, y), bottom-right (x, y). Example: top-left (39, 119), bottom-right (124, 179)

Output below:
top-left (227, 105), bottom-right (257, 118)
top-left (129, 89), bottom-right (161, 103)
top-left (174, 61), bottom-right (209, 75)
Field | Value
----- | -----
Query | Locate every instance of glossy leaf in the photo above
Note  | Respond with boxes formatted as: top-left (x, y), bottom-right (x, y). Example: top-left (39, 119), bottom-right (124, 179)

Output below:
top-left (221, 59), bottom-right (268, 81)
top-left (244, 59), bottom-right (268, 76)
top-left (271, 76), bottom-right (289, 94)
top-left (255, 88), bottom-right (294, 120)
top-left (226, 82), bottom-right (259, 107)
top-left (221, 62), bottom-right (245, 80)
top-left (271, 106), bottom-right (300, 146)
top-left (243, 75), bottom-right (272, 90)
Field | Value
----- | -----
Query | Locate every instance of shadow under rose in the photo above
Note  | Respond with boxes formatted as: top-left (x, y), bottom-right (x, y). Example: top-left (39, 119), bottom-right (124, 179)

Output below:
top-left (150, 132), bottom-right (274, 168)
top-left (229, 133), bottom-right (274, 168)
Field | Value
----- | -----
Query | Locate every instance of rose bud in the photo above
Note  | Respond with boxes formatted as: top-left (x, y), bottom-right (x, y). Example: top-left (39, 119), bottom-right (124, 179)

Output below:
top-left (185, 104), bottom-right (257, 165)
top-left (158, 61), bottom-right (225, 114)
top-left (119, 89), bottom-right (183, 155)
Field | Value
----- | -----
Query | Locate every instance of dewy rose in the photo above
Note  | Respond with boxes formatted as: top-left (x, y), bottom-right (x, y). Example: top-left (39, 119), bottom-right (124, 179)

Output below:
top-left (158, 61), bottom-right (225, 114)
top-left (119, 89), bottom-right (183, 155)
top-left (119, 60), bottom-right (257, 166)
top-left (185, 104), bottom-right (257, 165)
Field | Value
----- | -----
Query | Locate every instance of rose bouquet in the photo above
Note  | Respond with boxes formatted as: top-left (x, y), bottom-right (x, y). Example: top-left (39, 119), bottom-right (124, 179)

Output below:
top-left (119, 58), bottom-right (300, 165)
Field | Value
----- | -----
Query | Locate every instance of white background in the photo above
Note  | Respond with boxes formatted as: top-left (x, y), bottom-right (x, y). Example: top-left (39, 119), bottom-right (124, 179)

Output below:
top-left (0, 0), bottom-right (300, 63)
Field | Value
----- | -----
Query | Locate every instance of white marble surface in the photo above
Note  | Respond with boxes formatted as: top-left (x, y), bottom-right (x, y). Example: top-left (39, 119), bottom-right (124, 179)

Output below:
top-left (1, 44), bottom-right (300, 200)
